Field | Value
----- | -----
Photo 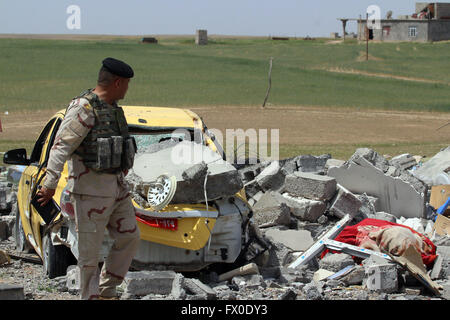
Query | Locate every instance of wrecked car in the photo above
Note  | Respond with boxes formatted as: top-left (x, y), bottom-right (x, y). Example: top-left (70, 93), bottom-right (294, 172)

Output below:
top-left (3, 106), bottom-right (253, 278)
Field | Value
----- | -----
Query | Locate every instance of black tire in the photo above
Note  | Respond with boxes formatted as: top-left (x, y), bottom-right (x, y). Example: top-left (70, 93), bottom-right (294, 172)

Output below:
top-left (13, 201), bottom-right (33, 253)
top-left (42, 233), bottom-right (77, 279)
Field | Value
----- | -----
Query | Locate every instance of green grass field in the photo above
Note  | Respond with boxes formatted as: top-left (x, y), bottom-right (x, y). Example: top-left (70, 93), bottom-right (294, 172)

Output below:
top-left (1, 36), bottom-right (450, 112)
top-left (0, 36), bottom-right (449, 162)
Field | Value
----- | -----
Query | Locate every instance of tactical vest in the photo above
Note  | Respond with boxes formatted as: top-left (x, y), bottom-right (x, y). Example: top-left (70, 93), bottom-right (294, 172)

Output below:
top-left (72, 89), bottom-right (136, 173)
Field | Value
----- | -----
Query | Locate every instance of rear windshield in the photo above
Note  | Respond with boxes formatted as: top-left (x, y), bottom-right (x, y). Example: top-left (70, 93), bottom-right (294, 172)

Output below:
top-left (130, 129), bottom-right (201, 153)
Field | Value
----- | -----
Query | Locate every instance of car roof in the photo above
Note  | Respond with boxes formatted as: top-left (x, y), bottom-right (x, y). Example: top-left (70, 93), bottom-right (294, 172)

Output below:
top-left (54, 105), bottom-right (202, 129)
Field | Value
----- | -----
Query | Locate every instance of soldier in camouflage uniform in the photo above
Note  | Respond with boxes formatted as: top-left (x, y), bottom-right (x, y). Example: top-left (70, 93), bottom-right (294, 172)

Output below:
top-left (37, 58), bottom-right (140, 300)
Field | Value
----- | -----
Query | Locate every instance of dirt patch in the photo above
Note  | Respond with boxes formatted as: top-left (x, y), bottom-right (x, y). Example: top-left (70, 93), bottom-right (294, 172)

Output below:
top-left (190, 105), bottom-right (450, 146)
top-left (356, 51), bottom-right (384, 62)
top-left (0, 109), bottom-right (59, 141)
top-left (326, 40), bottom-right (344, 45)
top-left (321, 66), bottom-right (446, 85)
top-left (1, 106), bottom-right (449, 158)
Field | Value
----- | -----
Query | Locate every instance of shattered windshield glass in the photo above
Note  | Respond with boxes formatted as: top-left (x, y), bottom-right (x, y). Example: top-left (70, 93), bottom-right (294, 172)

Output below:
top-left (131, 130), bottom-right (199, 154)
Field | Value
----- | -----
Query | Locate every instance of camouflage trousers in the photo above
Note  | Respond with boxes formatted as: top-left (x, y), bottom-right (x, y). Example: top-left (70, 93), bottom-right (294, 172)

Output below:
top-left (71, 193), bottom-right (140, 300)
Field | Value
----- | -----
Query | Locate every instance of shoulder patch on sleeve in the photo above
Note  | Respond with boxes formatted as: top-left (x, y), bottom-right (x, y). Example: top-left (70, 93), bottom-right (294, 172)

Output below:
top-left (79, 98), bottom-right (93, 111)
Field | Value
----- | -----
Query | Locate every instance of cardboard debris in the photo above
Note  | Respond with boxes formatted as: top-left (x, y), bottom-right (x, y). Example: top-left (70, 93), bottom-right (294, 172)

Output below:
top-left (389, 246), bottom-right (442, 296)
top-left (430, 185), bottom-right (450, 215)
top-left (434, 214), bottom-right (450, 236)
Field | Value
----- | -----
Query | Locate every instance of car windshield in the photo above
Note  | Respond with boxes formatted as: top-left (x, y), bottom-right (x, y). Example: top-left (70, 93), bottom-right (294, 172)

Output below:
top-left (130, 129), bottom-right (200, 153)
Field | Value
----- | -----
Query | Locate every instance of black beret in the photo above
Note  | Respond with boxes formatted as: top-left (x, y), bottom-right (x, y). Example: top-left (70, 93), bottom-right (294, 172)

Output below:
top-left (102, 57), bottom-right (134, 78)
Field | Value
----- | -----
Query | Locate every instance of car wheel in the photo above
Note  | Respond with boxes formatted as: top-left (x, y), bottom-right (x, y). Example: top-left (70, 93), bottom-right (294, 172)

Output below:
top-left (13, 201), bottom-right (33, 253)
top-left (42, 233), bottom-right (77, 279)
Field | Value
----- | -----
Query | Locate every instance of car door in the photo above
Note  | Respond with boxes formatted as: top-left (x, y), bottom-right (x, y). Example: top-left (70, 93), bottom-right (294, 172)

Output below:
top-left (20, 117), bottom-right (61, 257)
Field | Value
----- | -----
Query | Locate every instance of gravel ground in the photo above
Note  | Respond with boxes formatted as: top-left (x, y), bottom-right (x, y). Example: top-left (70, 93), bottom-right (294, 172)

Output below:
top-left (0, 178), bottom-right (447, 301)
top-left (1, 232), bottom-right (444, 301)
top-left (0, 237), bottom-right (78, 300)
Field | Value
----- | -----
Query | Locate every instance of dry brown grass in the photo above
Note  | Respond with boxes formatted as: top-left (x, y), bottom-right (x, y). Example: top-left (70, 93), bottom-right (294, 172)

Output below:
top-left (1, 106), bottom-right (449, 160)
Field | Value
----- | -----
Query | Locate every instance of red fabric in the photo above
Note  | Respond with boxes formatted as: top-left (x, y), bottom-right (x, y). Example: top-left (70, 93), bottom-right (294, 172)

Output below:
top-left (321, 218), bottom-right (437, 268)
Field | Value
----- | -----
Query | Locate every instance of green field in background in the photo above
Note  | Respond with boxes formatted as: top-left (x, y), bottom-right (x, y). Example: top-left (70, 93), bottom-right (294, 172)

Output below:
top-left (1, 37), bottom-right (450, 112)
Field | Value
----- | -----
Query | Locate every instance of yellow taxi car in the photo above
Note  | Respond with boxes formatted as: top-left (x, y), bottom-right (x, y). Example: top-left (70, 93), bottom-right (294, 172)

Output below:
top-left (4, 106), bottom-right (252, 278)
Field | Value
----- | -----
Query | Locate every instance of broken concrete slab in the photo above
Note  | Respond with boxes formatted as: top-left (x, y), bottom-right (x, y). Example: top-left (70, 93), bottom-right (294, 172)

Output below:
top-left (356, 193), bottom-right (379, 215)
top-left (255, 161), bottom-right (286, 192)
top-left (325, 158), bottom-right (346, 171)
top-left (183, 278), bottom-right (217, 300)
top-left (278, 266), bottom-right (314, 284)
top-left (237, 162), bottom-right (266, 183)
top-left (121, 270), bottom-right (178, 296)
top-left (349, 149), bottom-right (427, 196)
top-left (349, 148), bottom-right (390, 173)
top-left (65, 265), bottom-right (80, 293)
top-left (319, 253), bottom-right (356, 273)
top-left (430, 246), bottom-right (450, 280)
top-left (0, 216), bottom-right (15, 240)
top-left (170, 273), bottom-right (187, 300)
top-left (129, 141), bottom-right (243, 204)
top-left (0, 219), bottom-right (8, 241)
top-left (338, 265), bottom-right (366, 286)
top-left (412, 146), bottom-right (450, 186)
top-left (363, 254), bottom-right (392, 266)
top-left (211, 284), bottom-right (233, 299)
top-left (232, 274), bottom-right (267, 290)
top-left (174, 166), bottom-right (243, 203)
top-left (284, 172), bottom-right (337, 201)
top-left (262, 241), bottom-right (293, 268)
top-left (364, 262), bottom-right (398, 294)
top-left (328, 184), bottom-right (362, 219)
top-left (243, 179), bottom-right (263, 199)
top-left (302, 281), bottom-right (323, 300)
top-left (182, 161), bottom-right (208, 182)
top-left (296, 154), bottom-right (331, 173)
top-left (0, 283), bottom-right (25, 300)
top-left (439, 281), bottom-right (450, 300)
top-left (278, 157), bottom-right (298, 176)
top-left (280, 193), bottom-right (327, 222)
top-left (278, 288), bottom-right (297, 300)
top-left (389, 153), bottom-right (417, 171)
top-left (264, 228), bottom-right (314, 252)
top-left (251, 192), bottom-right (291, 227)
top-left (328, 158), bottom-right (426, 219)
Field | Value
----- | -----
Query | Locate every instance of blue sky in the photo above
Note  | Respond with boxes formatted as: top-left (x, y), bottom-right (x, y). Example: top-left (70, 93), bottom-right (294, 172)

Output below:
top-left (0, 0), bottom-right (420, 37)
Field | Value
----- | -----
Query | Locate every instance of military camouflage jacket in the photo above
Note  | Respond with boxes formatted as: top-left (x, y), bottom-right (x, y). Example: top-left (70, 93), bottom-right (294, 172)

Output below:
top-left (43, 94), bottom-right (129, 198)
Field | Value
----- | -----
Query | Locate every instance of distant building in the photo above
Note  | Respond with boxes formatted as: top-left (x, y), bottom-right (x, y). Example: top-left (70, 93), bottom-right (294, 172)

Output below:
top-left (344, 2), bottom-right (450, 42)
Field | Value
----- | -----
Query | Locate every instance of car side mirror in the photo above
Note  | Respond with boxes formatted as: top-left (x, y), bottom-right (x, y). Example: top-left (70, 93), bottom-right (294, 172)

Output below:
top-left (3, 148), bottom-right (30, 165)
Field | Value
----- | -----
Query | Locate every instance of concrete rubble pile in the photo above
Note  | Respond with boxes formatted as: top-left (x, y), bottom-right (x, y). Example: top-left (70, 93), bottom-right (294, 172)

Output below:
top-left (0, 167), bottom-right (18, 242)
top-left (1, 146), bottom-right (450, 300)
top-left (60, 146), bottom-right (450, 300)
top-left (125, 140), bottom-right (243, 207)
